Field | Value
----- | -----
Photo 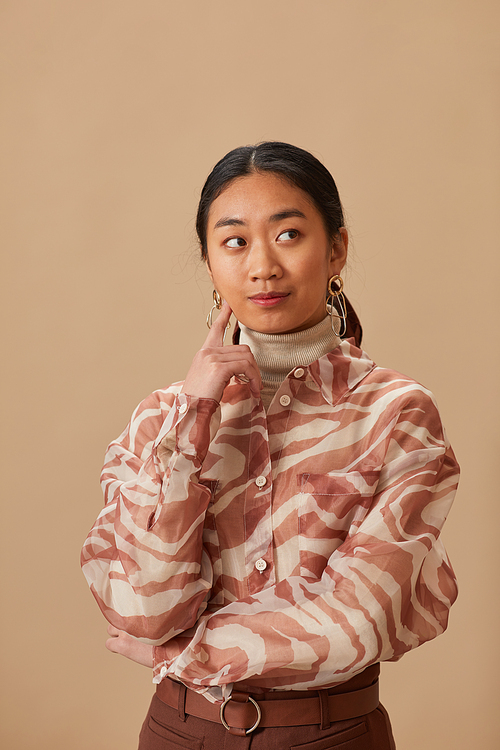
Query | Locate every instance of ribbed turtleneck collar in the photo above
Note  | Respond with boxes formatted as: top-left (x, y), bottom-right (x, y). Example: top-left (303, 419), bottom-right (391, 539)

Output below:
top-left (239, 316), bottom-right (342, 408)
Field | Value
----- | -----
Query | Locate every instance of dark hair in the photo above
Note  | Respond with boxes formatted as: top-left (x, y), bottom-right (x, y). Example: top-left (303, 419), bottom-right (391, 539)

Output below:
top-left (196, 141), bottom-right (345, 260)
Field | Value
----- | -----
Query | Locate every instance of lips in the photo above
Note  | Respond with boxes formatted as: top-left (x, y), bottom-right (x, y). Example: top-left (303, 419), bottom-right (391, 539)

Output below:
top-left (249, 292), bottom-right (290, 307)
top-left (250, 292), bottom-right (288, 300)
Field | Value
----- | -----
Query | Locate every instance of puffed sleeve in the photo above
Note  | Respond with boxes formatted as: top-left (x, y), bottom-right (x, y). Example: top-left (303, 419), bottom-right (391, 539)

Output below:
top-left (81, 387), bottom-right (221, 644)
top-left (152, 387), bottom-right (458, 694)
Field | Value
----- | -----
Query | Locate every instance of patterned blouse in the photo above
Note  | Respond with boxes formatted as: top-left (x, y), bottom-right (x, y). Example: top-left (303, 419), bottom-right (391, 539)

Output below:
top-left (81, 339), bottom-right (458, 702)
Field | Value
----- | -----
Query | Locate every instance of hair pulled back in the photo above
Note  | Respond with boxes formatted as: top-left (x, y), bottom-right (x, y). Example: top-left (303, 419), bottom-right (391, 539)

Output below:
top-left (196, 141), bottom-right (345, 260)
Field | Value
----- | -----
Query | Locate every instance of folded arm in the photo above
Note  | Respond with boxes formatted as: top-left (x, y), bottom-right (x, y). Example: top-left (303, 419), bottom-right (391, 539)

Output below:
top-left (153, 399), bottom-right (459, 692)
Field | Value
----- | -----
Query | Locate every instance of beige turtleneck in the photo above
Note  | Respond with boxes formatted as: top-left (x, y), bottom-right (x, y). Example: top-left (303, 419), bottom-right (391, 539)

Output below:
top-left (239, 315), bottom-right (342, 410)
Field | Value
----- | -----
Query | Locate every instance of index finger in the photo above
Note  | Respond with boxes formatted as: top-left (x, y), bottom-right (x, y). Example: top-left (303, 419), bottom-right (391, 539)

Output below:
top-left (203, 301), bottom-right (233, 349)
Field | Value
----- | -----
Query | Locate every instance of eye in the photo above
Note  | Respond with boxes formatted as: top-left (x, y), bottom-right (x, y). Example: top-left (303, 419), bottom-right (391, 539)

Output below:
top-left (225, 237), bottom-right (246, 248)
top-left (277, 229), bottom-right (299, 241)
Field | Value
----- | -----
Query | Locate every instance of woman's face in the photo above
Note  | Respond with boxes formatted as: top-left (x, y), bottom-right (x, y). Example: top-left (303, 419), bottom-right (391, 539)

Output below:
top-left (205, 172), bottom-right (347, 335)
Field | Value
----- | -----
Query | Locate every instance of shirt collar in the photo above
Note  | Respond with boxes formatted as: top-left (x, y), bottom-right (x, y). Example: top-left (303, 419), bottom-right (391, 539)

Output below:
top-left (306, 338), bottom-right (376, 407)
top-left (231, 323), bottom-right (375, 407)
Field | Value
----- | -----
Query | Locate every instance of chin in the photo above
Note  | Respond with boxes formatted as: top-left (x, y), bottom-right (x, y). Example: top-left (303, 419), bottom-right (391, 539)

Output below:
top-left (239, 318), bottom-right (305, 335)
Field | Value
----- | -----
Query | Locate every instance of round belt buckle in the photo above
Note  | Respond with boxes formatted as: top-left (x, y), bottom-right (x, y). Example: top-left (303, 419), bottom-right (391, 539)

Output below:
top-left (220, 695), bottom-right (262, 735)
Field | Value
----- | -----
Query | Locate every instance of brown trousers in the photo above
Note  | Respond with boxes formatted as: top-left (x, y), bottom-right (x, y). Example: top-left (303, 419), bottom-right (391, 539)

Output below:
top-left (138, 674), bottom-right (396, 750)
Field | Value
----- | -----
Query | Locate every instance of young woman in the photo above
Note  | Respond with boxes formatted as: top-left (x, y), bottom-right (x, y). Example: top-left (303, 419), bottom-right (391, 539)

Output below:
top-left (82, 142), bottom-right (458, 749)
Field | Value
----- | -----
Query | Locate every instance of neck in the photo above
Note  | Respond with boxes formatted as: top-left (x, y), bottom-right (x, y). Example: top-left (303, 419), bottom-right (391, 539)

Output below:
top-left (239, 316), bottom-right (342, 408)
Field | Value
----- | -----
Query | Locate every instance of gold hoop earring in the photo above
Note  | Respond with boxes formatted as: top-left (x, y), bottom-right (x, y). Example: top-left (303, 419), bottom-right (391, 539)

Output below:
top-left (326, 275), bottom-right (347, 337)
top-left (206, 290), bottom-right (231, 341)
top-left (206, 290), bottom-right (222, 329)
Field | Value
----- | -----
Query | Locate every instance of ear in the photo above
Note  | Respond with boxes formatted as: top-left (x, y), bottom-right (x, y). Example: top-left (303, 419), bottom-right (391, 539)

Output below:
top-left (329, 227), bottom-right (348, 276)
top-left (204, 252), bottom-right (214, 283)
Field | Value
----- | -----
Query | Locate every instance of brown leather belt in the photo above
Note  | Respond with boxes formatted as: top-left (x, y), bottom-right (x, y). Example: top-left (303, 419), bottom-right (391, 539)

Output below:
top-left (156, 665), bottom-right (380, 736)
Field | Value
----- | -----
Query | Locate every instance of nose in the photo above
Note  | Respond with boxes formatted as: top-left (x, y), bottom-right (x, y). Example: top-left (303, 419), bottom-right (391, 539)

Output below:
top-left (248, 241), bottom-right (283, 281)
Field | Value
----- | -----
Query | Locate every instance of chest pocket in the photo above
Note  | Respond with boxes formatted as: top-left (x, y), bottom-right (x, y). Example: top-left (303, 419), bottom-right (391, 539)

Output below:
top-left (297, 471), bottom-right (379, 579)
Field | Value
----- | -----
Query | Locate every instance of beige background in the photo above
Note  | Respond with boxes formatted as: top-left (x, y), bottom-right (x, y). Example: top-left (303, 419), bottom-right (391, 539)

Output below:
top-left (1, 1), bottom-right (499, 748)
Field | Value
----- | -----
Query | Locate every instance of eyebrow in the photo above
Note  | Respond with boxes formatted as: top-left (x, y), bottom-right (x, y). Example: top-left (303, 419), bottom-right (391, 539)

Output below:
top-left (213, 208), bottom-right (307, 230)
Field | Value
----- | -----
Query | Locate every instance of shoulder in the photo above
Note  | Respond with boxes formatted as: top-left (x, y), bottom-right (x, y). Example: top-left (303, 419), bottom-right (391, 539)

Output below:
top-left (129, 382), bottom-right (184, 421)
top-left (339, 341), bottom-right (442, 416)
top-left (336, 347), bottom-right (455, 462)
top-left (365, 363), bottom-right (435, 399)
top-left (109, 382), bottom-right (185, 456)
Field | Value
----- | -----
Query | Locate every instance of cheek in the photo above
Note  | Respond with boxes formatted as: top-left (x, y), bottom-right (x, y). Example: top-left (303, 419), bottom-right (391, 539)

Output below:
top-left (303, 259), bottom-right (330, 290)
top-left (205, 253), bottom-right (227, 287)
top-left (207, 263), bottom-right (242, 302)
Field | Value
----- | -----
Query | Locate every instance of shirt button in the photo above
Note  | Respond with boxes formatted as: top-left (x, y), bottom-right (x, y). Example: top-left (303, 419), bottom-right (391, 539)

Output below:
top-left (178, 403), bottom-right (188, 414)
top-left (160, 666), bottom-right (167, 679)
top-left (255, 558), bottom-right (267, 572)
top-left (255, 475), bottom-right (267, 488)
top-left (279, 395), bottom-right (291, 406)
top-left (294, 368), bottom-right (305, 378)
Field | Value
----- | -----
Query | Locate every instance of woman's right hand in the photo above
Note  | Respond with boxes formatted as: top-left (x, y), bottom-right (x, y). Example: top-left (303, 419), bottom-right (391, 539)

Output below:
top-left (181, 302), bottom-right (262, 403)
top-left (105, 624), bottom-right (154, 668)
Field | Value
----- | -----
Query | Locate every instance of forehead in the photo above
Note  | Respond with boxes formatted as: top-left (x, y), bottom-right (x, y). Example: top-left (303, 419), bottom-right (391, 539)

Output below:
top-left (207, 172), bottom-right (319, 227)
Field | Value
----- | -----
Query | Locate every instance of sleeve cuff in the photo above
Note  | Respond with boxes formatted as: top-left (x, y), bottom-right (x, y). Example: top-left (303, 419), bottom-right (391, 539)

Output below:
top-left (152, 644), bottom-right (176, 684)
top-left (155, 393), bottom-right (220, 461)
